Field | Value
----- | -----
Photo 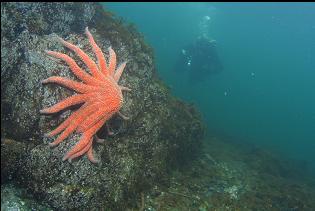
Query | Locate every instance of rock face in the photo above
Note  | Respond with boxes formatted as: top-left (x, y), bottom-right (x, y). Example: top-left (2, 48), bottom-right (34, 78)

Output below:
top-left (1, 2), bottom-right (204, 210)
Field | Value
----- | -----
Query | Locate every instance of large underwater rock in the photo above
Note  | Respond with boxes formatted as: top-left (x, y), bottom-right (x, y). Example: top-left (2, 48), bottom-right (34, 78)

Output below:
top-left (1, 2), bottom-right (204, 210)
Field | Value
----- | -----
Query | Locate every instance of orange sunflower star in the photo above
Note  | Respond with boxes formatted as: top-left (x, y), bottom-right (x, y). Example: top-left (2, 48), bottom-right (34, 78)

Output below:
top-left (41, 27), bottom-right (130, 163)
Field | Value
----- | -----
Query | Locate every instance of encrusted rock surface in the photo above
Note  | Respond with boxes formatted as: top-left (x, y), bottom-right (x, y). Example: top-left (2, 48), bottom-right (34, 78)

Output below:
top-left (1, 2), bottom-right (204, 210)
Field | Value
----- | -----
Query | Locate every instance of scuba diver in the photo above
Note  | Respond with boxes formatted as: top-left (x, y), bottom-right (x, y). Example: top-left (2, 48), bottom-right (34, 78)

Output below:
top-left (175, 36), bottom-right (223, 82)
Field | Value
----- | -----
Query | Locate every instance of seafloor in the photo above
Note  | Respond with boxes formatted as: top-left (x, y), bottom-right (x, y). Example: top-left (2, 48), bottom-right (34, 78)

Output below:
top-left (2, 135), bottom-right (315, 210)
top-left (142, 135), bottom-right (315, 210)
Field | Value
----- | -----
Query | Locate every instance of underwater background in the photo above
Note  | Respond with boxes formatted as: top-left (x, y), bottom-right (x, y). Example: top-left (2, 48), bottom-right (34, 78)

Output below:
top-left (1, 2), bottom-right (315, 210)
top-left (105, 2), bottom-right (315, 172)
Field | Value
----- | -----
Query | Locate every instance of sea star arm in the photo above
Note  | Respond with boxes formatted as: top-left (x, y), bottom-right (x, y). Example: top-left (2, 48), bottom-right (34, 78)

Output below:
top-left (76, 108), bottom-right (112, 133)
top-left (42, 76), bottom-right (99, 93)
top-left (85, 27), bottom-right (109, 75)
top-left (114, 61), bottom-right (127, 82)
top-left (58, 37), bottom-right (105, 80)
top-left (63, 117), bottom-right (106, 161)
top-left (40, 94), bottom-right (89, 114)
top-left (45, 51), bottom-right (97, 85)
top-left (120, 86), bottom-right (132, 91)
top-left (87, 146), bottom-right (98, 163)
top-left (94, 134), bottom-right (105, 144)
top-left (68, 140), bottom-right (93, 162)
top-left (108, 47), bottom-right (117, 76)
top-left (62, 134), bottom-right (90, 161)
top-left (69, 134), bottom-right (103, 163)
top-left (48, 103), bottom-right (99, 146)
top-left (46, 102), bottom-right (88, 137)
top-left (118, 111), bottom-right (129, 120)
top-left (106, 123), bottom-right (114, 136)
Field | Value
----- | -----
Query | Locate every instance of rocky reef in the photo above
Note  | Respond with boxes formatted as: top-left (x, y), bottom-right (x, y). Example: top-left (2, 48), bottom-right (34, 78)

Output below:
top-left (1, 2), bottom-right (204, 210)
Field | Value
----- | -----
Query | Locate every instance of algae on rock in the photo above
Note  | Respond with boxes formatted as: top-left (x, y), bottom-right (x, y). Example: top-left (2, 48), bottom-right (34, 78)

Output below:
top-left (1, 2), bottom-right (204, 210)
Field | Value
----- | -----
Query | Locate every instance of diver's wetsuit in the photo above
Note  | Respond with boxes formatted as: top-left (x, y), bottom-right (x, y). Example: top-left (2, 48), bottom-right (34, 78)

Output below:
top-left (175, 37), bottom-right (223, 82)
